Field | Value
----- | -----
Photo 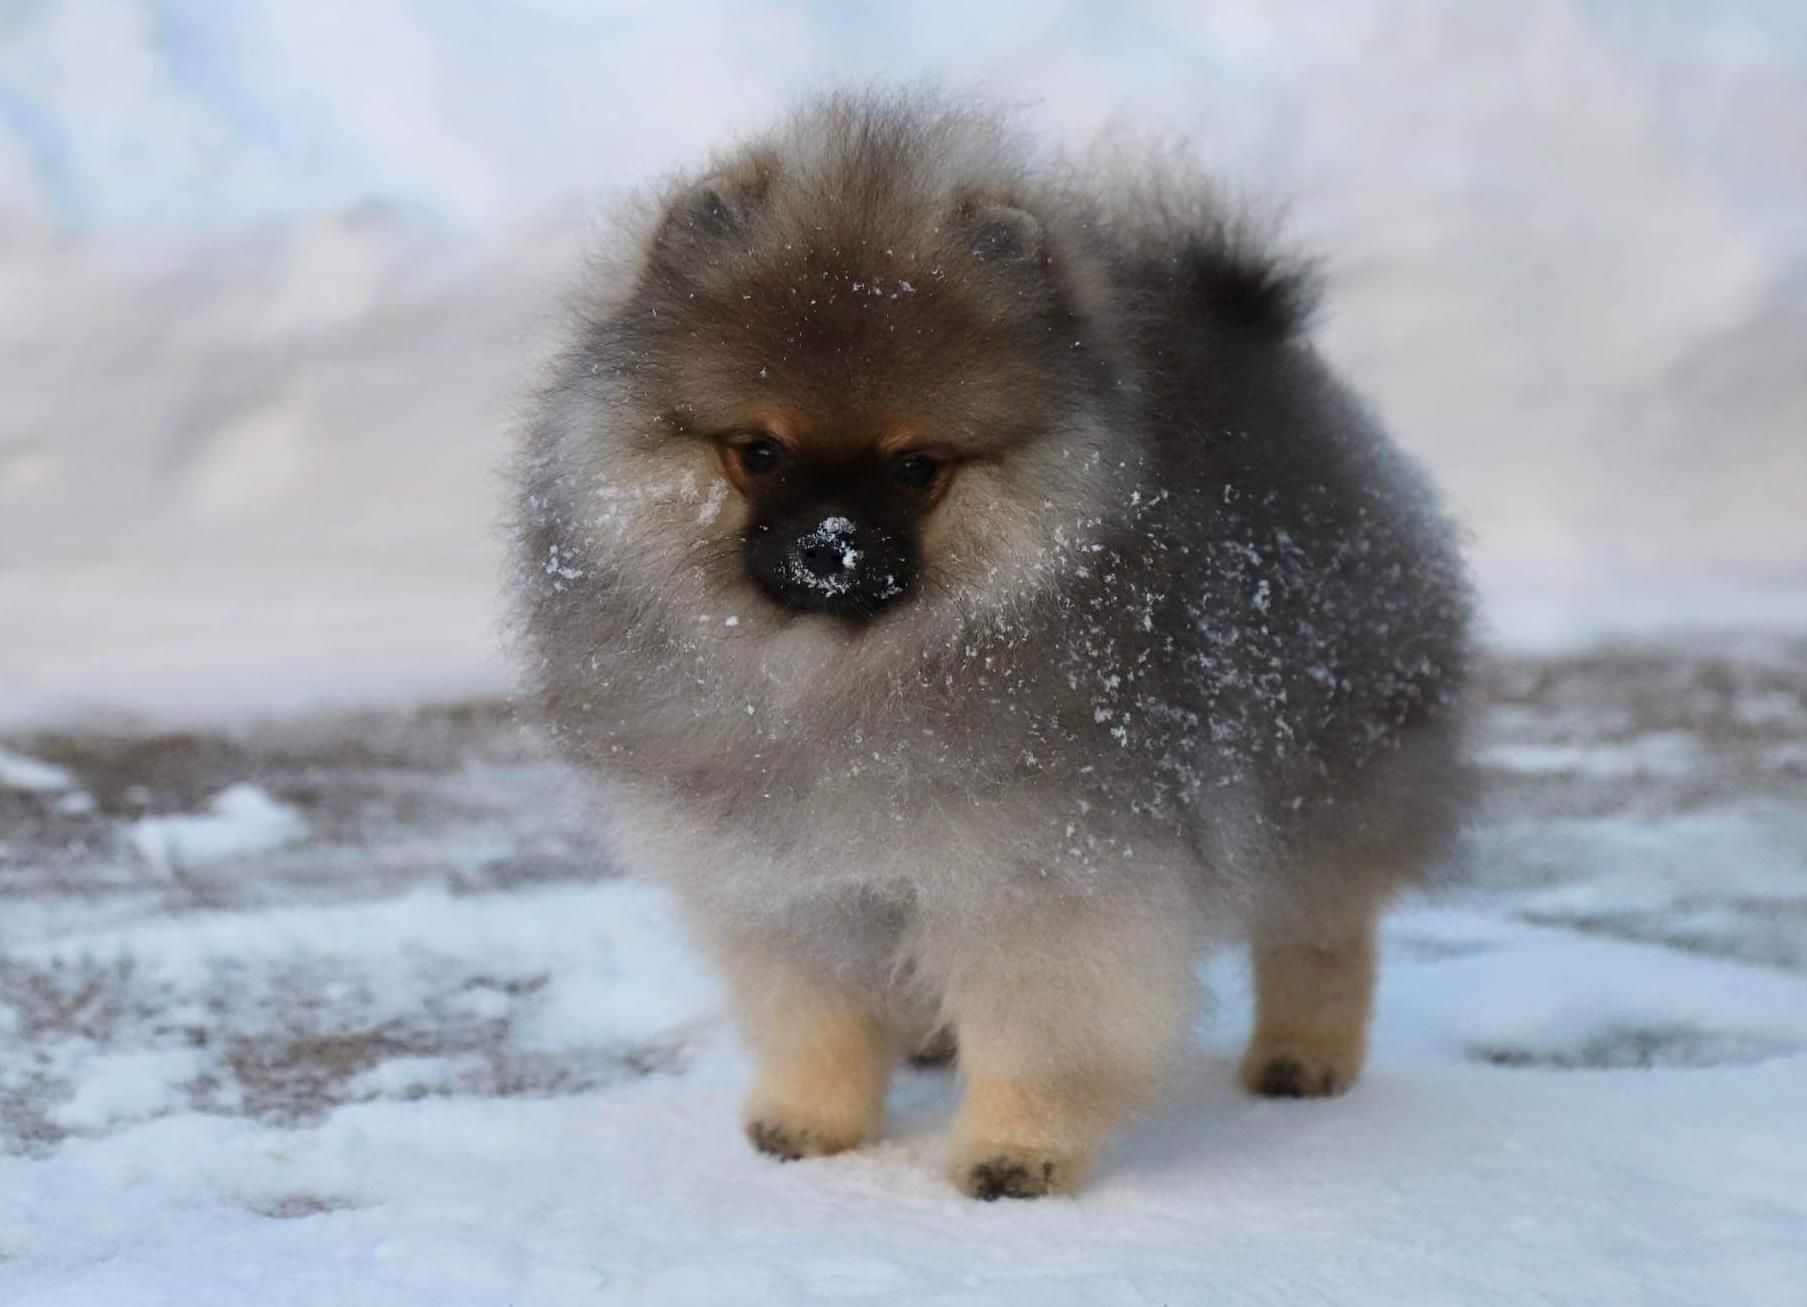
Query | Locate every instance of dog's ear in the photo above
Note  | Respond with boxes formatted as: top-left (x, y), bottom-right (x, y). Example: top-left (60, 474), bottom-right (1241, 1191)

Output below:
top-left (957, 198), bottom-right (1046, 267)
top-left (651, 150), bottom-right (780, 263)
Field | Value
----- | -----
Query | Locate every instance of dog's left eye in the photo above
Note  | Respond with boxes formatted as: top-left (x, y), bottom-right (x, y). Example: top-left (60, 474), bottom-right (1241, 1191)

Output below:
top-left (736, 437), bottom-right (785, 476)
top-left (892, 453), bottom-right (940, 490)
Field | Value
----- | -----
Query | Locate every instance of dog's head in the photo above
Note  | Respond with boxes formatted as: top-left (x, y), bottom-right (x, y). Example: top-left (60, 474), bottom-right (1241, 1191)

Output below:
top-left (561, 105), bottom-right (1130, 649)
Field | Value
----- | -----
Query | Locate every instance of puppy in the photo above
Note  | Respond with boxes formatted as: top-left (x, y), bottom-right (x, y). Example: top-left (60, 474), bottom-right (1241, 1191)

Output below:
top-left (509, 93), bottom-right (1472, 1199)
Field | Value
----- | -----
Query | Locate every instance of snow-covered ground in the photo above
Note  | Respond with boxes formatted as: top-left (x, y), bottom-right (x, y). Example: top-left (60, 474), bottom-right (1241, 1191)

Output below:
top-left (3, 651), bottom-right (1806, 1303)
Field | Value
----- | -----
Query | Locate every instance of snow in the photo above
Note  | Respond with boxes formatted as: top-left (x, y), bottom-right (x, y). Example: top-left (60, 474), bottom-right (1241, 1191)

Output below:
top-left (0, 886), bottom-right (1803, 1303)
top-left (128, 784), bottom-right (309, 874)
top-left (788, 516), bottom-right (863, 595)
top-left (1480, 730), bottom-right (1702, 779)
top-left (49, 1048), bottom-right (209, 1133)
top-left (3, 658), bottom-right (1807, 1302)
top-left (10, 1068), bottom-right (1804, 1303)
top-left (0, 747), bottom-right (77, 793)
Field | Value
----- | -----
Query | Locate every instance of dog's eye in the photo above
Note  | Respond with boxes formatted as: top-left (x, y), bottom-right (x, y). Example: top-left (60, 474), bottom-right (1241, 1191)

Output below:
top-left (736, 437), bottom-right (785, 476)
top-left (892, 453), bottom-right (940, 490)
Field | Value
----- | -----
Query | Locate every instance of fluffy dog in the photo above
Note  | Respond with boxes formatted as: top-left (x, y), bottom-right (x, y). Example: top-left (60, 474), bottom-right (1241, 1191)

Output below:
top-left (509, 92), bottom-right (1472, 1199)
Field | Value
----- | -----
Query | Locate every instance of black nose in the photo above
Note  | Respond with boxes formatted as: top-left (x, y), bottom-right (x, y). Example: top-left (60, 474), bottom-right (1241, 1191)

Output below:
top-left (795, 518), bottom-right (859, 580)
top-left (743, 512), bottom-right (916, 619)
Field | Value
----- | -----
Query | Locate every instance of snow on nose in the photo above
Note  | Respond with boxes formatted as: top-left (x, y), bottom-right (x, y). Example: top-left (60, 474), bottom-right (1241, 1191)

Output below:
top-left (791, 516), bottom-right (863, 592)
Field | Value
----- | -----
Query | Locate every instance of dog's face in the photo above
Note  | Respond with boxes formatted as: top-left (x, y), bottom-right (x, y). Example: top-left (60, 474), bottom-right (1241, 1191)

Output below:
top-left (721, 420), bottom-right (952, 620)
top-left (586, 153), bottom-right (1125, 639)
top-left (677, 312), bottom-right (1055, 624)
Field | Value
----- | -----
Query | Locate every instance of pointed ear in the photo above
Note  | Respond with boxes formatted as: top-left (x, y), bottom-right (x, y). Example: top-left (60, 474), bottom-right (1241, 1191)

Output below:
top-left (959, 200), bottom-right (1046, 266)
top-left (652, 151), bottom-right (779, 258)
top-left (667, 175), bottom-right (748, 240)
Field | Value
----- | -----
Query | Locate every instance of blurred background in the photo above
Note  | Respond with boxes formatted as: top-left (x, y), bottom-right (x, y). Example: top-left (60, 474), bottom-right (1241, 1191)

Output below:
top-left (3, 0), bottom-right (1804, 727)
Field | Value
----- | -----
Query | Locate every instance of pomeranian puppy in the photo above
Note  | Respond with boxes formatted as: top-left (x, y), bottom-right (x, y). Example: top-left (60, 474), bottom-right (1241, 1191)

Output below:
top-left (510, 93), bottom-right (1471, 1199)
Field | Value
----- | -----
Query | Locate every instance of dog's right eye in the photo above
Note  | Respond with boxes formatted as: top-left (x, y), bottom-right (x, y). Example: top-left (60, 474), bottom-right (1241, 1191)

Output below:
top-left (735, 437), bottom-right (785, 476)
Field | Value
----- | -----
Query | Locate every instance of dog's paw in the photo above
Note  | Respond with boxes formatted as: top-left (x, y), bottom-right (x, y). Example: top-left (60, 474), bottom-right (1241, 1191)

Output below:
top-left (744, 1105), bottom-right (870, 1161)
top-left (950, 1145), bottom-right (1082, 1200)
top-left (1239, 1043), bottom-right (1361, 1099)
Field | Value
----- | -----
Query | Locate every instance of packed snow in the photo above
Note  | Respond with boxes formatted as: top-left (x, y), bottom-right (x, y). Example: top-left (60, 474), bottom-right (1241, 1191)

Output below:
top-left (2, 653), bottom-right (1805, 1303)
top-left (3, 891), bottom-right (1804, 1305)
top-left (128, 784), bottom-right (309, 876)
top-left (0, 748), bottom-right (77, 794)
